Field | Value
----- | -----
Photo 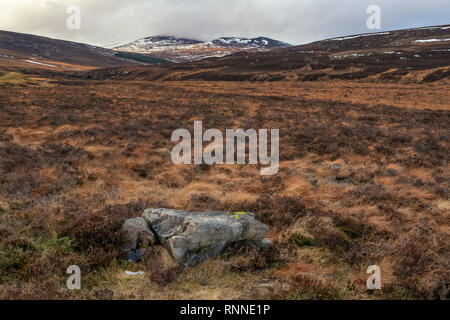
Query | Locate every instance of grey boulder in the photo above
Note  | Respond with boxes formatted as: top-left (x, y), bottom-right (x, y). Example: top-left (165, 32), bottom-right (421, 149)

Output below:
top-left (122, 217), bottom-right (155, 261)
top-left (143, 208), bottom-right (269, 266)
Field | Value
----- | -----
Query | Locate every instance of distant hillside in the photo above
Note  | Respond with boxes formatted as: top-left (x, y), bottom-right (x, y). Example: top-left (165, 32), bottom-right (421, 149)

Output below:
top-left (295, 25), bottom-right (450, 53)
top-left (97, 24), bottom-right (450, 84)
top-left (114, 35), bottom-right (292, 62)
top-left (0, 30), bottom-right (169, 70)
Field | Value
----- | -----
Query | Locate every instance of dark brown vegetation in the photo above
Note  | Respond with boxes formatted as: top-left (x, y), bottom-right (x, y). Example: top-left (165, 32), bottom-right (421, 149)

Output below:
top-left (0, 30), bottom-right (169, 74)
top-left (75, 24), bottom-right (450, 84)
top-left (0, 76), bottom-right (448, 299)
top-left (3, 25), bottom-right (450, 85)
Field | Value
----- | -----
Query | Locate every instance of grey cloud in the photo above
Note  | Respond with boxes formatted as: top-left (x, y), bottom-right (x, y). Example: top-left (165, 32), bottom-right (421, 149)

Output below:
top-left (0, 0), bottom-right (449, 46)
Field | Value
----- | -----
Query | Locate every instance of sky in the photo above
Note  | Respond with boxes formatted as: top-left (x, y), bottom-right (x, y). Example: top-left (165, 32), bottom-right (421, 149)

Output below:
top-left (0, 0), bottom-right (449, 47)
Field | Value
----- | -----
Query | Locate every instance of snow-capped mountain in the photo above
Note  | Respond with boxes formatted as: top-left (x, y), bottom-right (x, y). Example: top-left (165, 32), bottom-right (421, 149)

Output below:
top-left (114, 36), bottom-right (292, 62)
top-left (115, 36), bottom-right (203, 50)
top-left (210, 37), bottom-right (291, 48)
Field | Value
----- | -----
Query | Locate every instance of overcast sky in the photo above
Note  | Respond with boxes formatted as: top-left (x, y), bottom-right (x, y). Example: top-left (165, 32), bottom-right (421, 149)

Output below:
top-left (0, 0), bottom-right (449, 47)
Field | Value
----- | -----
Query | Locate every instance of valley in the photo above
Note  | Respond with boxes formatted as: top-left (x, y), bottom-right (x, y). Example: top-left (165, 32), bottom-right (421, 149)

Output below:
top-left (0, 24), bottom-right (449, 300)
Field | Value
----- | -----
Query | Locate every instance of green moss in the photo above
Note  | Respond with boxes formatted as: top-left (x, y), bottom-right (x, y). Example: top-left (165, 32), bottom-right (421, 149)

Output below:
top-left (291, 233), bottom-right (314, 247)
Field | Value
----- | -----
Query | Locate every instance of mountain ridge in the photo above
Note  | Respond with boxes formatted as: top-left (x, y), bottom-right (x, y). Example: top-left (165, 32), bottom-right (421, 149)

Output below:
top-left (89, 24), bottom-right (450, 84)
top-left (113, 35), bottom-right (292, 62)
top-left (0, 30), bottom-right (169, 70)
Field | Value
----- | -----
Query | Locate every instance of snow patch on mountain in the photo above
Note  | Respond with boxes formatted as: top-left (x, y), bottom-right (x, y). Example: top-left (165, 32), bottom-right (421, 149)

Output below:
top-left (113, 35), bottom-right (292, 62)
top-left (24, 59), bottom-right (57, 67)
top-left (329, 32), bottom-right (391, 41)
top-left (414, 38), bottom-right (450, 43)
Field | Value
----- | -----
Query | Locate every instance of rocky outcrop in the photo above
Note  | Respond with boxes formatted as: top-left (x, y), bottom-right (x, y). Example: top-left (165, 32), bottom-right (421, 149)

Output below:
top-left (142, 208), bottom-right (269, 267)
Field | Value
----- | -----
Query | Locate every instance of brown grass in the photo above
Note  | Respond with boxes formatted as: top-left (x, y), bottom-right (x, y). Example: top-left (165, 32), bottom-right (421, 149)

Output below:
top-left (0, 79), bottom-right (448, 299)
